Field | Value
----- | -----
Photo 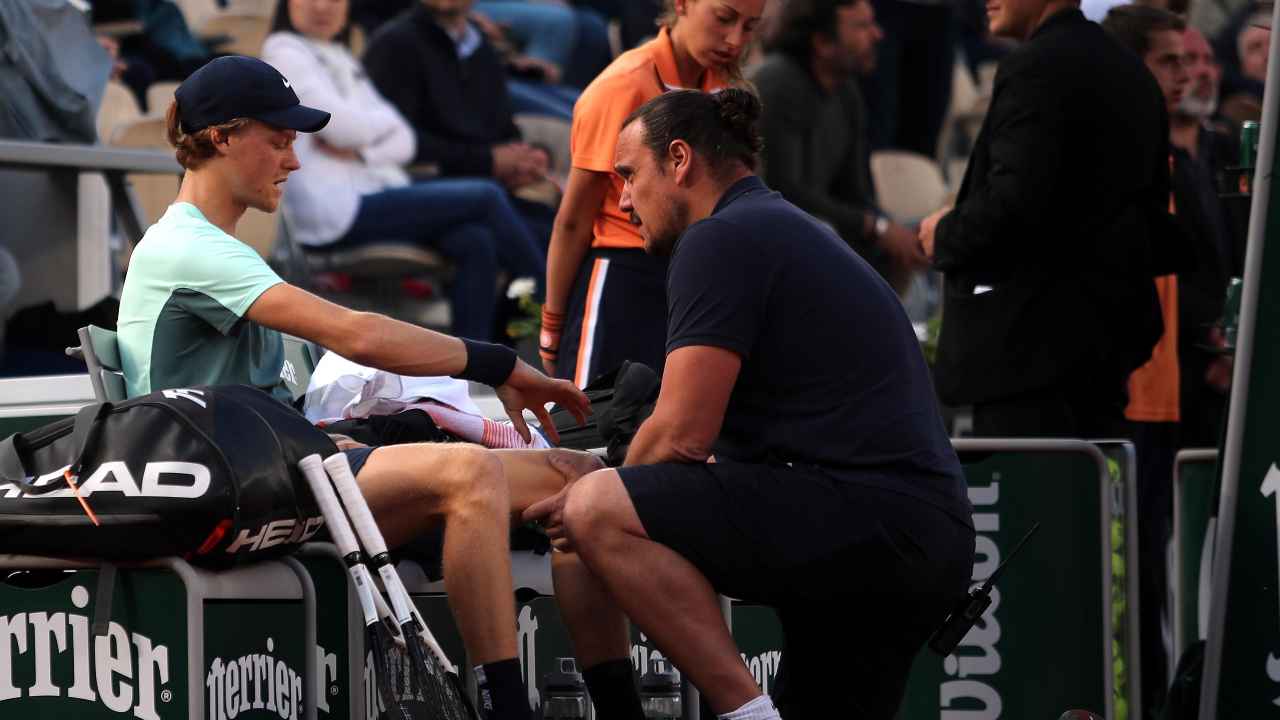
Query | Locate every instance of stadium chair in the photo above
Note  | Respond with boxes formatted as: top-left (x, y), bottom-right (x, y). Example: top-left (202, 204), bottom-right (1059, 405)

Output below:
top-left (96, 80), bottom-right (143, 145)
top-left (275, 213), bottom-right (449, 289)
top-left (108, 116), bottom-right (181, 238)
top-left (65, 325), bottom-right (127, 403)
top-left (145, 81), bottom-right (180, 115)
top-left (197, 13), bottom-right (270, 56)
top-left (869, 150), bottom-right (952, 225)
top-left (281, 334), bottom-right (323, 402)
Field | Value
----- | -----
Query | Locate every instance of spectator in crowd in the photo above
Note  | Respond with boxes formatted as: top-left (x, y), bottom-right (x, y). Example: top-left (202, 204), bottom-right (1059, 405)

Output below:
top-left (753, 0), bottom-right (927, 292)
top-left (263, 0), bottom-right (546, 342)
top-left (363, 0), bottom-right (561, 244)
top-left (474, 1), bottom-right (613, 88)
top-left (98, 0), bottom-right (213, 82)
top-left (1172, 24), bottom-right (1238, 450)
top-left (540, 0), bottom-right (765, 388)
top-left (576, 0), bottom-right (664, 50)
top-left (1102, 7), bottom-right (1192, 715)
top-left (1214, 5), bottom-right (1270, 122)
top-left (918, 0), bottom-right (1174, 438)
top-left (124, 55), bottom-right (600, 720)
top-left (856, 0), bottom-right (954, 155)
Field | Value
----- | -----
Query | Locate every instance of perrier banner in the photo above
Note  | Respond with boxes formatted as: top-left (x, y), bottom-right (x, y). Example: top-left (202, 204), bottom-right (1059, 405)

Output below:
top-left (1198, 3), bottom-right (1280, 716)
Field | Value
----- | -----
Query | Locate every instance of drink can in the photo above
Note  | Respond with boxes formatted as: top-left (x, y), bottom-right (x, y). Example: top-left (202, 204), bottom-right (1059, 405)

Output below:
top-left (1241, 121), bottom-right (1260, 169)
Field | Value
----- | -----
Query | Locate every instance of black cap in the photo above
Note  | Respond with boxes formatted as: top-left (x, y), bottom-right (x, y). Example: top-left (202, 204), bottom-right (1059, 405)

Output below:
top-left (174, 55), bottom-right (330, 134)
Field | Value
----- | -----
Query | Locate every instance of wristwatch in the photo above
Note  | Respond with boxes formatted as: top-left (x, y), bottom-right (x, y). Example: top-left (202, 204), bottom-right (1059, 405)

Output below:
top-left (874, 214), bottom-right (890, 238)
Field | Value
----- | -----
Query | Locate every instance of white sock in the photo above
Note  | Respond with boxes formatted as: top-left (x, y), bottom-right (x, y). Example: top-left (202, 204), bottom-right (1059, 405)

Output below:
top-left (718, 694), bottom-right (781, 720)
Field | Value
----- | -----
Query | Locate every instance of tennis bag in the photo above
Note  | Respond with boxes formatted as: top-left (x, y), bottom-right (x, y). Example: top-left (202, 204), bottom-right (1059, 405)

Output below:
top-left (0, 384), bottom-right (335, 568)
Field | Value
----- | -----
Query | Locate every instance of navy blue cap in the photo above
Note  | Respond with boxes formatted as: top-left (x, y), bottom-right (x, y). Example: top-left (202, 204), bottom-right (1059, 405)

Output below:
top-left (174, 55), bottom-right (330, 134)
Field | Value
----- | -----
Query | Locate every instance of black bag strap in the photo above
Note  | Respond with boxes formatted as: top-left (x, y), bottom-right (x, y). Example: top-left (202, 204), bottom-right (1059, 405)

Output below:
top-left (0, 402), bottom-right (112, 494)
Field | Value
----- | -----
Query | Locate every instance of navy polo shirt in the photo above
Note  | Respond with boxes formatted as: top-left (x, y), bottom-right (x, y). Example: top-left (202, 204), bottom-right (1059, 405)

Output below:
top-left (665, 176), bottom-right (969, 518)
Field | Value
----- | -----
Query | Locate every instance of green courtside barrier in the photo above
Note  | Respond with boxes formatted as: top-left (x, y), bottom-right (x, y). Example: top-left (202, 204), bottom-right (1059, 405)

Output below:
top-left (1170, 450), bottom-right (1217, 663)
top-left (899, 439), bottom-right (1115, 720)
top-left (0, 555), bottom-right (316, 720)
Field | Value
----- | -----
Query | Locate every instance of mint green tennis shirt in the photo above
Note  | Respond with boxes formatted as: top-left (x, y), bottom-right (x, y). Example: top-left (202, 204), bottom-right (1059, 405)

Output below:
top-left (118, 202), bottom-right (291, 403)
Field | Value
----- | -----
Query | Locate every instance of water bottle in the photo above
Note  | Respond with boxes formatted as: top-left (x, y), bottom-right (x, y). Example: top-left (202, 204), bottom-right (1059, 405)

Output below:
top-left (540, 657), bottom-right (588, 720)
top-left (639, 656), bottom-right (681, 720)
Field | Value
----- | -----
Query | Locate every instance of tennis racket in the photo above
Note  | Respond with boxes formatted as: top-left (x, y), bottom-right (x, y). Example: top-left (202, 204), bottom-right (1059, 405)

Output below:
top-left (299, 455), bottom-right (414, 719)
top-left (321, 452), bottom-right (479, 720)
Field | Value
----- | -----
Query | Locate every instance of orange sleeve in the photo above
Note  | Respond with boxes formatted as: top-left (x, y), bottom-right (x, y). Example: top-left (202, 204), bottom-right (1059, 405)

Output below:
top-left (570, 73), bottom-right (651, 173)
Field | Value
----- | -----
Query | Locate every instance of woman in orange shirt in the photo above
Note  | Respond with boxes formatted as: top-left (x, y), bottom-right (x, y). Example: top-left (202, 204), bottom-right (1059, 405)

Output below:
top-left (540, 0), bottom-right (765, 387)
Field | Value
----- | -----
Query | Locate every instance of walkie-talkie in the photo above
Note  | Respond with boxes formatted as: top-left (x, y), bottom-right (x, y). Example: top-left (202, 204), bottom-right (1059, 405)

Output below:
top-left (928, 522), bottom-right (1041, 657)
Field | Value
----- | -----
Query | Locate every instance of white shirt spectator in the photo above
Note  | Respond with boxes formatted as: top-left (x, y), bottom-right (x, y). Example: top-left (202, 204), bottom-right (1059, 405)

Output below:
top-left (261, 32), bottom-right (416, 246)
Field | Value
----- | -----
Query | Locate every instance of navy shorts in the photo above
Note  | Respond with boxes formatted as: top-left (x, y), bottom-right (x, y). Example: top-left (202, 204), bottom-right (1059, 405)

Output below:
top-left (557, 248), bottom-right (668, 387)
top-left (618, 460), bottom-right (974, 719)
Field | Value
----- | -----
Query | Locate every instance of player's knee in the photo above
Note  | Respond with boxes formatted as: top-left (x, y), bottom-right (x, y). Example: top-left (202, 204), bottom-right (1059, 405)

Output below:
top-left (442, 445), bottom-right (507, 517)
top-left (562, 469), bottom-right (621, 547)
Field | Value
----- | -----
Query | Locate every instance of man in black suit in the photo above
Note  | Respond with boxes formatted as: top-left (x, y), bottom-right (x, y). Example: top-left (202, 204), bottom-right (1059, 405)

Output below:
top-left (918, 0), bottom-right (1174, 437)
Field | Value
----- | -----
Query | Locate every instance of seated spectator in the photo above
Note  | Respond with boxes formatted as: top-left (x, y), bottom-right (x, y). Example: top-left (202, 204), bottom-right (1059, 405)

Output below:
top-left (752, 0), bottom-right (927, 292)
top-left (363, 0), bottom-right (562, 243)
top-left (572, 0), bottom-right (663, 51)
top-left (262, 0), bottom-right (546, 342)
top-left (122, 55), bottom-right (599, 720)
top-left (474, 0), bottom-right (612, 88)
top-left (92, 0), bottom-right (213, 83)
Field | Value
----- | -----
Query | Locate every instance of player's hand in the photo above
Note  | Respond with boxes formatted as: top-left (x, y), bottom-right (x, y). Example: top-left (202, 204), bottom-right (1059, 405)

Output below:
top-left (495, 358), bottom-right (588, 444)
top-left (522, 486), bottom-right (573, 551)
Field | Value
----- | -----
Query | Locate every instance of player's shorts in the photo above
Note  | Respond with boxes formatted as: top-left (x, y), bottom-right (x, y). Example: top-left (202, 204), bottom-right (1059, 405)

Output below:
top-left (557, 248), bottom-right (668, 388)
top-left (618, 460), bottom-right (974, 719)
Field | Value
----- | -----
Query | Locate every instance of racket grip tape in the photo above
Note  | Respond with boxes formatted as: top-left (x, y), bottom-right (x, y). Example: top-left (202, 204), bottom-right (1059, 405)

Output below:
top-left (323, 453), bottom-right (390, 558)
top-left (298, 454), bottom-right (361, 557)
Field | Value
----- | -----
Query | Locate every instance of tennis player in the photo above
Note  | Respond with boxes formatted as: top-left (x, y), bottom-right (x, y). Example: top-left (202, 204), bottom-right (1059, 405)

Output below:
top-left (117, 56), bottom-right (597, 720)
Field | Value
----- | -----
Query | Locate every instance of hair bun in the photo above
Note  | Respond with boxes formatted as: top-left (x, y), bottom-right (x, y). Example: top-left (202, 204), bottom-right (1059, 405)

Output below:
top-left (714, 88), bottom-right (761, 128)
top-left (713, 88), bottom-right (764, 156)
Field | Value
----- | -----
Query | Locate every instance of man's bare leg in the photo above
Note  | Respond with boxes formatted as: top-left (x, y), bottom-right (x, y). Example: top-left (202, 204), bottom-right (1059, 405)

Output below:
top-left (560, 469), bottom-right (761, 713)
top-left (551, 551), bottom-right (631, 665)
top-left (354, 442), bottom-right (515, 663)
top-left (352, 444), bottom-right (603, 661)
top-left (492, 448), bottom-right (604, 519)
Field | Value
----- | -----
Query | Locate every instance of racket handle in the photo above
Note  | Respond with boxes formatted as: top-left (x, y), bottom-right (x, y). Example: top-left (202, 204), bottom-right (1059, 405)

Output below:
top-left (348, 564), bottom-right (380, 627)
top-left (298, 454), bottom-right (360, 557)
top-left (323, 452), bottom-right (389, 558)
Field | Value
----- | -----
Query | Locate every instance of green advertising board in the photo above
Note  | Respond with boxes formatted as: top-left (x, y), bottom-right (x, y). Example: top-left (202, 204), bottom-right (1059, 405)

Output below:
top-left (0, 566), bottom-right (188, 719)
top-left (1200, 4), bottom-right (1280, 712)
top-left (898, 439), bottom-right (1113, 720)
top-left (298, 545), bottom-right (364, 720)
top-left (204, 600), bottom-right (310, 720)
top-left (0, 557), bottom-right (312, 720)
top-left (1171, 450), bottom-right (1217, 662)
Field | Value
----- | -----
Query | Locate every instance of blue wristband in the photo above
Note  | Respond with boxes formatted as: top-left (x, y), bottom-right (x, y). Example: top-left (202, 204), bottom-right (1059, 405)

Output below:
top-left (455, 339), bottom-right (518, 387)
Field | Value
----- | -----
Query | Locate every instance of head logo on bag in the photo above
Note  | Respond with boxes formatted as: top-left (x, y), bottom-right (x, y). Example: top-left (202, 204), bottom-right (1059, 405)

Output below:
top-left (0, 461), bottom-right (212, 499)
top-left (0, 584), bottom-right (172, 719)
